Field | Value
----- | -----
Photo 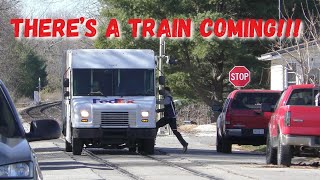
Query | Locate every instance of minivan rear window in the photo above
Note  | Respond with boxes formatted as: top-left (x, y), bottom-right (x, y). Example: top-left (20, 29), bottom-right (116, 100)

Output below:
top-left (231, 92), bottom-right (280, 109)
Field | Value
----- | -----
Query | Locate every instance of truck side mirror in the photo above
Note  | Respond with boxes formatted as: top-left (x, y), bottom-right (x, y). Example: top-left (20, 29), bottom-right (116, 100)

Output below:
top-left (159, 76), bottom-right (165, 85)
top-left (26, 119), bottom-right (61, 142)
top-left (63, 78), bottom-right (69, 87)
top-left (261, 103), bottom-right (272, 112)
top-left (64, 91), bottom-right (70, 97)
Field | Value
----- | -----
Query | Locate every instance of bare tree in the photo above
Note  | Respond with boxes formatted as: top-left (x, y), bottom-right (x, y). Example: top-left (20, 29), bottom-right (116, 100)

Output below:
top-left (0, 0), bottom-right (23, 98)
top-left (269, 1), bottom-right (320, 85)
top-left (176, 102), bottom-right (212, 125)
top-left (19, 3), bottom-right (98, 93)
top-left (0, 0), bottom-right (97, 99)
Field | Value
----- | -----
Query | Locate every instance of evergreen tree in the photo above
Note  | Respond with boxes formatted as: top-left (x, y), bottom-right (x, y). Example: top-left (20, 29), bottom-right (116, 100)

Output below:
top-left (96, 0), bottom-right (311, 106)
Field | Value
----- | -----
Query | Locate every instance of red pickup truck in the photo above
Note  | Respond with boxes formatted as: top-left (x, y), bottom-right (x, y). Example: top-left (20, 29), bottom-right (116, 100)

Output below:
top-left (264, 84), bottom-right (320, 166)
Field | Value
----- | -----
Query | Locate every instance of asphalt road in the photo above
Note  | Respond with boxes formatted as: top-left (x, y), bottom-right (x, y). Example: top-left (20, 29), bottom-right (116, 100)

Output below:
top-left (29, 133), bottom-right (320, 180)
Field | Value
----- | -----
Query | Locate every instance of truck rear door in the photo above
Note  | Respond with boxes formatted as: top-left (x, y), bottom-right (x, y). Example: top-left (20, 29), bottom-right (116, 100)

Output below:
top-left (286, 106), bottom-right (320, 136)
top-left (283, 88), bottom-right (320, 136)
top-left (229, 92), bottom-right (280, 130)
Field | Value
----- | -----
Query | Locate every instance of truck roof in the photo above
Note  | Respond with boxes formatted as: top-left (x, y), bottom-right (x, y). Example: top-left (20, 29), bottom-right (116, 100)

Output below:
top-left (287, 84), bottom-right (318, 90)
top-left (229, 89), bottom-right (281, 97)
top-left (68, 49), bottom-right (155, 69)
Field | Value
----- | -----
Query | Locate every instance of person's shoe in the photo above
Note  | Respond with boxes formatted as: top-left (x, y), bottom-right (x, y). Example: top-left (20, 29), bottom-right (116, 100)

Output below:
top-left (183, 143), bottom-right (188, 153)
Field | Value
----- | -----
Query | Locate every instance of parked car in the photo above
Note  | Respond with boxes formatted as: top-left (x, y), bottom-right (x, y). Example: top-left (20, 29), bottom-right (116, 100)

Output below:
top-left (216, 89), bottom-right (281, 153)
top-left (264, 84), bottom-right (320, 166)
top-left (0, 80), bottom-right (61, 179)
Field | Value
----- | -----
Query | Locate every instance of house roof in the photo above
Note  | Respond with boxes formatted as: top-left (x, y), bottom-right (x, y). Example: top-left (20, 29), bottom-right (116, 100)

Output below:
top-left (258, 40), bottom-right (319, 61)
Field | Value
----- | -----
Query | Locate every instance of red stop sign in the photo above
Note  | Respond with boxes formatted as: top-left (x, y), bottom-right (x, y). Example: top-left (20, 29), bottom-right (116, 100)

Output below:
top-left (229, 66), bottom-right (251, 87)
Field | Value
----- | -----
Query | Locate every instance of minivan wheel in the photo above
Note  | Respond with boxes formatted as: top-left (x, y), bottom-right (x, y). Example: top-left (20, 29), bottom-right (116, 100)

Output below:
top-left (277, 137), bottom-right (292, 167)
top-left (65, 140), bottom-right (72, 152)
top-left (72, 138), bottom-right (83, 155)
top-left (266, 135), bottom-right (277, 165)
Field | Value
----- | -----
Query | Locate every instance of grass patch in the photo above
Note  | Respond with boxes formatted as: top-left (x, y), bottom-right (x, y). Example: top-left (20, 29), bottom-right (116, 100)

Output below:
top-left (178, 124), bottom-right (198, 133)
top-left (234, 145), bottom-right (266, 153)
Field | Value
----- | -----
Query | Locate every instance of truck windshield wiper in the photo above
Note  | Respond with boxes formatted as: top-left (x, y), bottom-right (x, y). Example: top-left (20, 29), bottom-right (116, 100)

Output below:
top-left (88, 92), bottom-right (104, 96)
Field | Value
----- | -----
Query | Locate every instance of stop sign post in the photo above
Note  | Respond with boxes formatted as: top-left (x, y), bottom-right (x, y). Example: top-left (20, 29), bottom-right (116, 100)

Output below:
top-left (229, 66), bottom-right (251, 87)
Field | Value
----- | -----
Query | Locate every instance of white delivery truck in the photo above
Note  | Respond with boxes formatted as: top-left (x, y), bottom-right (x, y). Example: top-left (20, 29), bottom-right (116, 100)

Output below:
top-left (62, 49), bottom-right (158, 155)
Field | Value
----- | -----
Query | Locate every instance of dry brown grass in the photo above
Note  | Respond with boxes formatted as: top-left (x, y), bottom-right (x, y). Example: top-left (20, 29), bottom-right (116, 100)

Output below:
top-left (178, 124), bottom-right (198, 133)
top-left (40, 91), bottom-right (62, 102)
top-left (233, 145), bottom-right (266, 153)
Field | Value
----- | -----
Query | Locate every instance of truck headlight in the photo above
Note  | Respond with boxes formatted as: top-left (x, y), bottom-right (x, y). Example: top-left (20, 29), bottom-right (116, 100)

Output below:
top-left (141, 111), bottom-right (149, 118)
top-left (0, 162), bottom-right (32, 178)
top-left (80, 110), bottom-right (90, 118)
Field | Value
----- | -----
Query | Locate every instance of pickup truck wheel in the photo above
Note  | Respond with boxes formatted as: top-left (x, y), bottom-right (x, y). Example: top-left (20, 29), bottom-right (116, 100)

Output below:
top-left (266, 135), bottom-right (277, 165)
top-left (72, 138), bottom-right (83, 155)
top-left (216, 131), bottom-right (223, 153)
top-left (65, 140), bottom-right (72, 152)
top-left (277, 138), bottom-right (292, 166)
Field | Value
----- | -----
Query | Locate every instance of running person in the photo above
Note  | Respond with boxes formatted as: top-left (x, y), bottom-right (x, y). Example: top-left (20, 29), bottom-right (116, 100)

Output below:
top-left (156, 87), bottom-right (188, 153)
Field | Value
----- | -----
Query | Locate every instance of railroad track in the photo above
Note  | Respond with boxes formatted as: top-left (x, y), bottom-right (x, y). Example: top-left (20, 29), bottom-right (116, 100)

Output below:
top-left (83, 148), bottom-right (221, 180)
top-left (22, 102), bottom-right (143, 179)
top-left (142, 152), bottom-right (221, 180)
top-left (21, 101), bottom-right (61, 122)
top-left (22, 101), bottom-right (223, 179)
top-left (83, 149), bottom-right (143, 180)
top-left (145, 150), bottom-right (256, 180)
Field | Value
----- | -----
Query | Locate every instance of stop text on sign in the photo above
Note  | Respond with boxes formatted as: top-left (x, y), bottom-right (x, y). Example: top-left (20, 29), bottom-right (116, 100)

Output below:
top-left (230, 72), bottom-right (250, 81)
top-left (229, 66), bottom-right (251, 87)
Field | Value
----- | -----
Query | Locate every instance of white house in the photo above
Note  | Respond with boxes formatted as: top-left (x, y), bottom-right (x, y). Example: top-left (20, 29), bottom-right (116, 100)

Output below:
top-left (258, 41), bottom-right (320, 90)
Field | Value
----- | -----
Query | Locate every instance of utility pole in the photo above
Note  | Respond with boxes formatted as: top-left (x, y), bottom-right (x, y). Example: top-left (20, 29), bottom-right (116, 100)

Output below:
top-left (38, 77), bottom-right (41, 103)
top-left (279, 0), bottom-right (282, 48)
top-left (279, 0), bottom-right (289, 89)
top-left (158, 36), bottom-right (167, 135)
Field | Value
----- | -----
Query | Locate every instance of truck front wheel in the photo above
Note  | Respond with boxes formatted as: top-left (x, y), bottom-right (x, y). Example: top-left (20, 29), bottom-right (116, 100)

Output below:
top-left (72, 138), bottom-right (83, 155)
top-left (129, 147), bottom-right (136, 153)
top-left (277, 137), bottom-right (292, 166)
top-left (138, 139), bottom-right (155, 155)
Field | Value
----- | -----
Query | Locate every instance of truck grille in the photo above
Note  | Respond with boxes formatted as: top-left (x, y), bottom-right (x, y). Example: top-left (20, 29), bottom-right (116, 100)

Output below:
top-left (100, 112), bottom-right (129, 127)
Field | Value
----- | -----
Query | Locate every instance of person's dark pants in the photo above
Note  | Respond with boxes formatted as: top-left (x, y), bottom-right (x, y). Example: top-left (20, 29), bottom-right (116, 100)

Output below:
top-left (156, 117), bottom-right (188, 146)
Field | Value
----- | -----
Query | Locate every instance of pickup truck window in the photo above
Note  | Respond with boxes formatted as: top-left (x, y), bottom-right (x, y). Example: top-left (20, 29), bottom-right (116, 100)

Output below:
top-left (287, 89), bottom-right (319, 106)
top-left (0, 87), bottom-right (20, 138)
top-left (231, 92), bottom-right (280, 110)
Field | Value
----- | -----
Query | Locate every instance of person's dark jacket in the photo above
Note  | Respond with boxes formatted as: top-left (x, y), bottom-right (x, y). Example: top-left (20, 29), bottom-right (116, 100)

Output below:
top-left (157, 95), bottom-right (176, 118)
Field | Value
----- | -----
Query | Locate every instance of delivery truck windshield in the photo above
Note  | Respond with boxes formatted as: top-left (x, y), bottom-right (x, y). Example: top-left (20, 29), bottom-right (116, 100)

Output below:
top-left (73, 69), bottom-right (155, 96)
